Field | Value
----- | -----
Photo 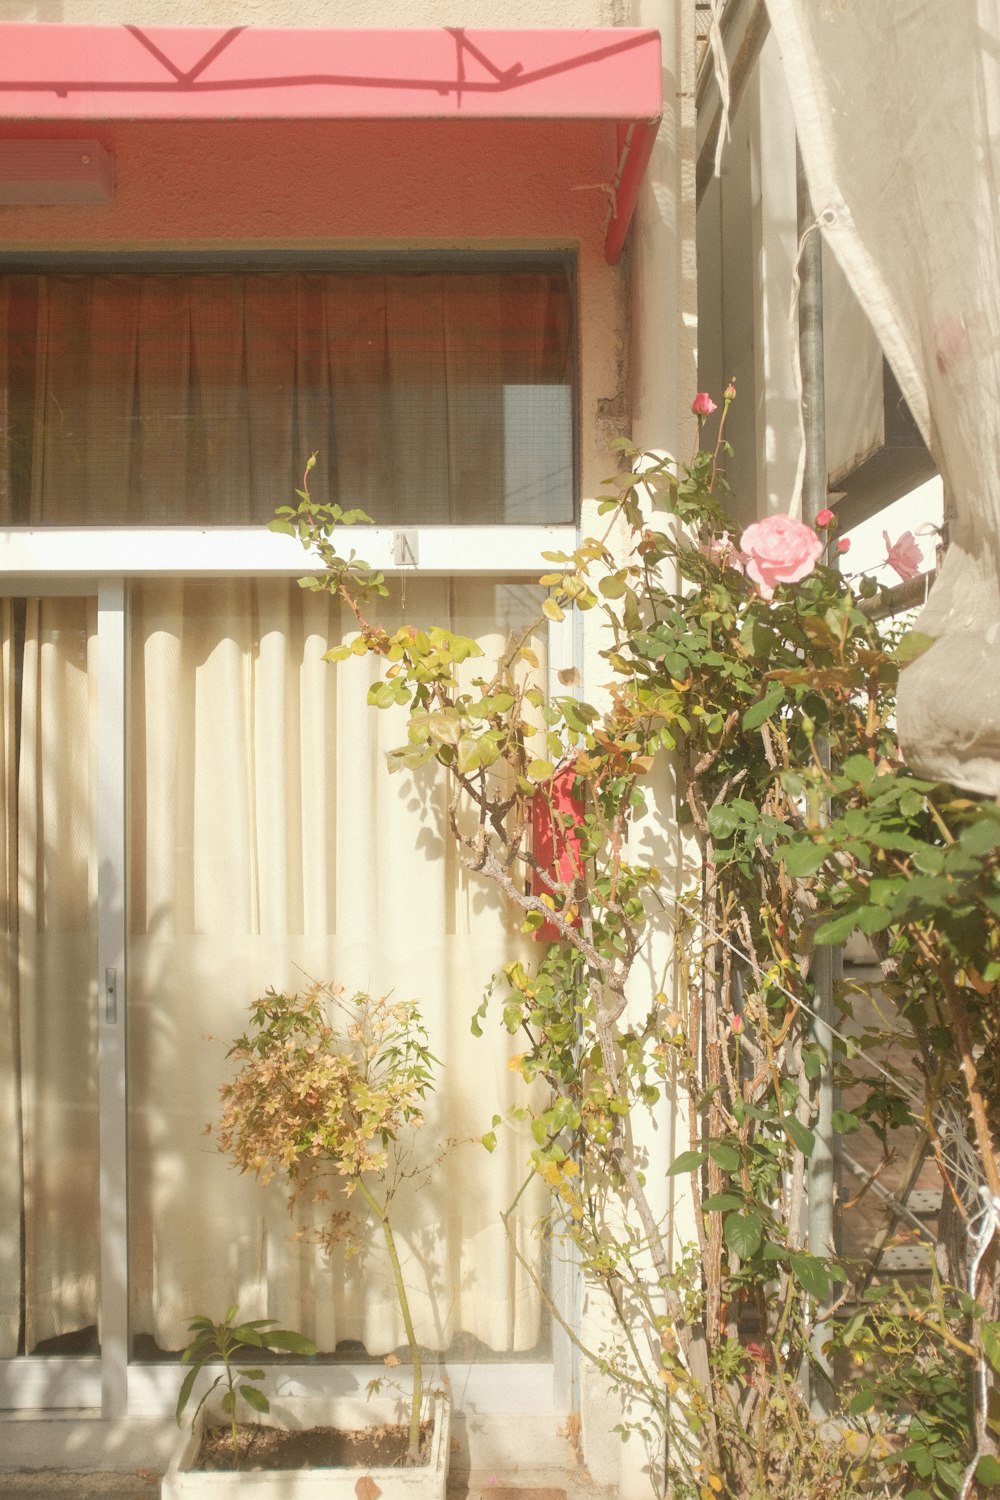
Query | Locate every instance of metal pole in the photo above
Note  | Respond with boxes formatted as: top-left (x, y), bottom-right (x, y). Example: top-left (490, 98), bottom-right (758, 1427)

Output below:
top-left (796, 142), bottom-right (838, 1416)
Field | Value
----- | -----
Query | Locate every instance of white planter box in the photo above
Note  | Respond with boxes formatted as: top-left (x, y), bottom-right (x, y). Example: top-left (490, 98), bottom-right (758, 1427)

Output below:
top-left (162, 1391), bottom-right (450, 1500)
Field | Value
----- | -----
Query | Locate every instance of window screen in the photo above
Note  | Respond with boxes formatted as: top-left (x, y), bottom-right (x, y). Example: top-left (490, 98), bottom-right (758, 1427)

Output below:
top-left (0, 264), bottom-right (575, 527)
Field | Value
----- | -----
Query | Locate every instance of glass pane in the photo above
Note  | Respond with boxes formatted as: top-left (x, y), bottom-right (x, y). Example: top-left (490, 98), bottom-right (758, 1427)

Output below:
top-left (0, 597), bottom-right (100, 1358)
top-left (127, 578), bottom-right (549, 1362)
top-left (0, 265), bottom-right (575, 528)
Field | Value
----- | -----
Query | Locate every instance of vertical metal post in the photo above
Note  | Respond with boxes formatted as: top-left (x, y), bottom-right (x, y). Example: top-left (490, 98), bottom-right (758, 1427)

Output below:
top-left (97, 579), bottom-right (128, 1418)
top-left (796, 144), bottom-right (837, 1414)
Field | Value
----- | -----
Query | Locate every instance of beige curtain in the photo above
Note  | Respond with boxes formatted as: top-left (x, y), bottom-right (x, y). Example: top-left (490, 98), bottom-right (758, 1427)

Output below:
top-left (0, 265), bottom-right (560, 1362)
top-left (0, 598), bottom-right (100, 1357)
top-left (0, 269), bottom-right (573, 529)
top-left (764, 0), bottom-right (1000, 795)
top-left (127, 578), bottom-right (546, 1355)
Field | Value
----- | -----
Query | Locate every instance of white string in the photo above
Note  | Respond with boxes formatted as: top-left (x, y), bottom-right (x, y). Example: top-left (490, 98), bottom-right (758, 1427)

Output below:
top-left (677, 902), bottom-right (926, 1111)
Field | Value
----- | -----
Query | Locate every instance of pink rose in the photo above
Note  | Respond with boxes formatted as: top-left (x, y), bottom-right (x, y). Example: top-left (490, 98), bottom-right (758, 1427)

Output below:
top-left (814, 507), bottom-right (835, 528)
top-left (691, 392), bottom-right (718, 417)
top-left (836, 537), bottom-right (851, 554)
top-left (699, 530), bottom-right (746, 573)
top-left (883, 529), bottom-right (923, 582)
top-left (739, 515), bottom-right (825, 599)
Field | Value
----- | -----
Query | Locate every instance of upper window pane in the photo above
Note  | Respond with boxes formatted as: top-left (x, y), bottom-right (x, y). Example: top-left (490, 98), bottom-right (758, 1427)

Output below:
top-left (0, 264), bottom-right (575, 527)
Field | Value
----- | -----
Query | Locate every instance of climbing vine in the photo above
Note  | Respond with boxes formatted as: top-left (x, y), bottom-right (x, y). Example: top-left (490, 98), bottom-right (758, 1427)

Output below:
top-left (273, 390), bottom-right (1000, 1498)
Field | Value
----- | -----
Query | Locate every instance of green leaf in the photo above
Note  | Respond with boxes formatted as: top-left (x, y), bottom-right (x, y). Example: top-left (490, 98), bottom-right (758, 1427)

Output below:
top-left (831, 1109), bottom-right (861, 1135)
top-left (815, 908), bottom-right (863, 945)
top-left (724, 1212), bottom-right (763, 1259)
top-left (240, 1385), bottom-right (270, 1414)
top-left (784, 1117), bottom-right (815, 1158)
top-left (893, 630), bottom-right (936, 664)
top-left (789, 1251), bottom-right (830, 1301)
top-left (959, 816), bottom-right (1000, 857)
top-left (982, 1321), bottom-right (1000, 1375)
top-left (742, 686), bottom-right (784, 732)
top-left (707, 1140), bottom-right (740, 1173)
top-left (456, 737), bottom-right (481, 774)
top-left (976, 1455), bottom-right (1000, 1486)
top-left (854, 905), bottom-right (894, 935)
top-left (263, 1330), bottom-right (317, 1356)
top-left (707, 805), bottom-right (741, 839)
top-left (175, 1362), bottom-right (201, 1426)
top-left (841, 752), bottom-right (876, 788)
top-left (702, 1192), bottom-right (743, 1213)
top-left (666, 1149), bottom-right (705, 1177)
top-left (367, 681), bottom-right (398, 710)
top-left (781, 841), bottom-right (829, 878)
top-left (481, 1130), bottom-right (497, 1153)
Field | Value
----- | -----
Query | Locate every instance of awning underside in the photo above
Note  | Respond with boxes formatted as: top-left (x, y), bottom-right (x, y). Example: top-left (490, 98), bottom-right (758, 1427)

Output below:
top-left (0, 25), bottom-right (662, 262)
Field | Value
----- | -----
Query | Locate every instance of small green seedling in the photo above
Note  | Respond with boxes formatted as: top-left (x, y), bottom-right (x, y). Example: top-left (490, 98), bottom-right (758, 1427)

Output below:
top-left (175, 1305), bottom-right (316, 1461)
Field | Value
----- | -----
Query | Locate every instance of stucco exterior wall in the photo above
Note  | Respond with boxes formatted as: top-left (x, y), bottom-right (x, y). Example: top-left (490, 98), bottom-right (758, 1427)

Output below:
top-left (0, 116), bottom-right (625, 507)
top-left (10, 1), bottom-right (627, 25)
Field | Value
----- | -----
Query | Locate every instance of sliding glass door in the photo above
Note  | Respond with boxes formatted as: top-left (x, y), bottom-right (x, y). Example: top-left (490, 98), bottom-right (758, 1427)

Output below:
top-left (0, 574), bottom-right (571, 1418)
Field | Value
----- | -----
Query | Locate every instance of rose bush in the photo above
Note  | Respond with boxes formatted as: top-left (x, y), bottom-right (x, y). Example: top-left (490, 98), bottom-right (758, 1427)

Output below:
top-left (274, 390), bottom-right (1000, 1499)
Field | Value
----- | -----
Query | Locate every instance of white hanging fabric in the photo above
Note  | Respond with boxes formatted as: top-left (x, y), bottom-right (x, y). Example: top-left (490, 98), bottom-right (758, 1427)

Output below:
top-left (764, 0), bottom-right (1000, 795)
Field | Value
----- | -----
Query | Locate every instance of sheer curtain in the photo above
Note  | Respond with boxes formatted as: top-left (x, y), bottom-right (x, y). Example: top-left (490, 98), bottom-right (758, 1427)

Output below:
top-left (0, 268), bottom-right (573, 528)
top-left (0, 598), bottom-right (100, 1357)
top-left (764, 0), bottom-right (1000, 795)
top-left (127, 578), bottom-right (547, 1355)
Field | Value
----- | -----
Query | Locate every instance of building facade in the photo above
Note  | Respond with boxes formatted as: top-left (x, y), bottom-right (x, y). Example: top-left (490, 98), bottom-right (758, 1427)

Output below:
top-left (0, 4), bottom-right (696, 1492)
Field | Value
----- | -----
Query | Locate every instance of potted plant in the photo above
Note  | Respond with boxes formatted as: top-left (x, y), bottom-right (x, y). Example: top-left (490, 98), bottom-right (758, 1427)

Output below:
top-left (162, 983), bottom-right (451, 1499)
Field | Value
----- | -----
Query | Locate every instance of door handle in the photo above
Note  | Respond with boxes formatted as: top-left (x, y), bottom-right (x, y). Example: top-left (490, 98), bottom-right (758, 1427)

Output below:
top-left (105, 966), bottom-right (118, 1024)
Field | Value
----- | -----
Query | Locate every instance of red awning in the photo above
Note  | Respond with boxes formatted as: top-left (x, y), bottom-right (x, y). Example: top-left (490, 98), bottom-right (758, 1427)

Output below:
top-left (0, 24), bottom-right (661, 261)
